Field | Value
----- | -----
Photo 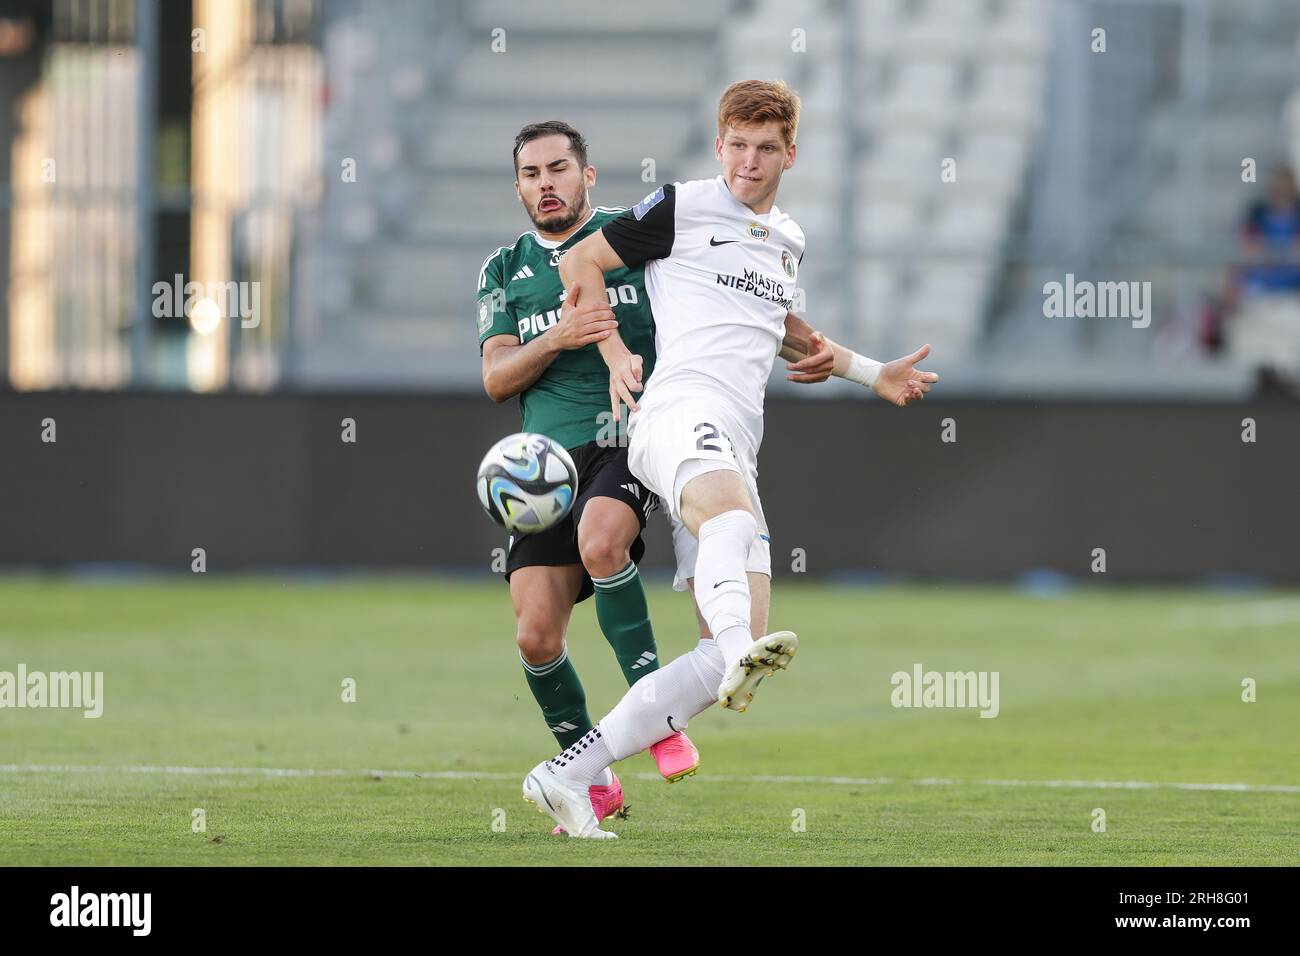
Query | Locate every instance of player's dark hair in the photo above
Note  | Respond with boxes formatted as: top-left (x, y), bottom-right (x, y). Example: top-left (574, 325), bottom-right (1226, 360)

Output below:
top-left (513, 121), bottom-right (589, 171)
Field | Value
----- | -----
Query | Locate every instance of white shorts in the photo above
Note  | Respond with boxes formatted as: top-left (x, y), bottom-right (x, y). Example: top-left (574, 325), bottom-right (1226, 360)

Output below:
top-left (627, 397), bottom-right (771, 591)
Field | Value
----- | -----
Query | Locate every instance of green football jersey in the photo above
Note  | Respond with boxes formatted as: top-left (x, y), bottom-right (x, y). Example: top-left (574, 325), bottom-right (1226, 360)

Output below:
top-left (476, 207), bottom-right (655, 452)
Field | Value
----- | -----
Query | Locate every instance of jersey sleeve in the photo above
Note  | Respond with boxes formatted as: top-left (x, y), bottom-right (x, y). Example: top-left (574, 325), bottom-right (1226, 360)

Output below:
top-left (602, 183), bottom-right (677, 267)
top-left (476, 249), bottom-right (516, 352)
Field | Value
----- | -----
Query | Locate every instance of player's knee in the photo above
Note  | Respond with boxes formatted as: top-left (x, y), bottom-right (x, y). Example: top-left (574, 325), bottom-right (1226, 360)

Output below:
top-left (577, 526), bottom-right (633, 579)
top-left (515, 626), bottom-right (564, 666)
top-left (681, 485), bottom-right (754, 536)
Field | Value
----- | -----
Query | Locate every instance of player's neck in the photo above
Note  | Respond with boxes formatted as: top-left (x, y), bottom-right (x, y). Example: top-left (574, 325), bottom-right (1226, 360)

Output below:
top-left (721, 177), bottom-right (778, 216)
top-left (536, 205), bottom-right (596, 245)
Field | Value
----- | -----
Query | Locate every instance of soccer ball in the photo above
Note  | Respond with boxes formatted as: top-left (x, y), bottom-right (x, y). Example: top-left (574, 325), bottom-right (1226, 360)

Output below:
top-left (476, 432), bottom-right (578, 534)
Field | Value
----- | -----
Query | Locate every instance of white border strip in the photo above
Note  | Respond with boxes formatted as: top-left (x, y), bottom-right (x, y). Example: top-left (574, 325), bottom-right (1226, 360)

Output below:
top-left (0, 764), bottom-right (1295, 793)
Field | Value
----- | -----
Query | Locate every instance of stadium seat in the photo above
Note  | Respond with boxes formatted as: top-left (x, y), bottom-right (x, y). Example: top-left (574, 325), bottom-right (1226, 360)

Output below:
top-left (876, 61), bottom-right (961, 127)
top-left (893, 0), bottom-right (990, 57)
top-left (858, 199), bottom-right (922, 246)
top-left (966, 61), bottom-right (1044, 130)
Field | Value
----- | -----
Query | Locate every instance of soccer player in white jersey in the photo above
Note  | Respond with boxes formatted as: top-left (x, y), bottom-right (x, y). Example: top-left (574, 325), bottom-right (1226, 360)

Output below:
top-left (524, 81), bottom-right (939, 837)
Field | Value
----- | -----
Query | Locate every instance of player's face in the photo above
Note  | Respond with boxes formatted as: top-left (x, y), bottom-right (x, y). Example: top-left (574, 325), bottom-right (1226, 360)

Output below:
top-left (715, 122), bottom-right (796, 214)
top-left (515, 135), bottom-right (596, 235)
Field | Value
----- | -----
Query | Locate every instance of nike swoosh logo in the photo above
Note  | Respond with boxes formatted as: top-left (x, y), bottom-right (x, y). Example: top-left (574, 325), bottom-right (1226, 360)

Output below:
top-left (667, 716), bottom-right (679, 732)
top-left (713, 579), bottom-right (741, 589)
top-left (709, 237), bottom-right (738, 246)
top-left (528, 773), bottom-right (557, 813)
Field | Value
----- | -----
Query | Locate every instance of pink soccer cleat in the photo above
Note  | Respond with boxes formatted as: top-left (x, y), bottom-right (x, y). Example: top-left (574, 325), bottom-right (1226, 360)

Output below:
top-left (650, 730), bottom-right (700, 783)
top-left (551, 771), bottom-right (624, 835)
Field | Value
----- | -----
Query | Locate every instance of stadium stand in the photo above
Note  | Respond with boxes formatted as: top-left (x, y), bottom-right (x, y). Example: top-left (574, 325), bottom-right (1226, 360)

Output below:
top-left (298, 0), bottom-right (1300, 397)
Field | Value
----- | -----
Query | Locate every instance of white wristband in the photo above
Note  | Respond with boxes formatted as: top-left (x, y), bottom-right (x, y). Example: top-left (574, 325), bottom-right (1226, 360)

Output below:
top-left (845, 351), bottom-right (883, 388)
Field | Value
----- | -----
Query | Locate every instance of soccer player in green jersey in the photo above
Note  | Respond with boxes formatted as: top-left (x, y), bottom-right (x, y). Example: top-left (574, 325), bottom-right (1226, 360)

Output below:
top-left (478, 121), bottom-right (837, 831)
top-left (477, 121), bottom-right (692, 829)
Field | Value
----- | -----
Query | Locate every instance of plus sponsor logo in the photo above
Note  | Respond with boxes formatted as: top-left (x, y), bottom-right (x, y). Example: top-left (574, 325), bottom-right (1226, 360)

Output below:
top-left (517, 284), bottom-right (640, 338)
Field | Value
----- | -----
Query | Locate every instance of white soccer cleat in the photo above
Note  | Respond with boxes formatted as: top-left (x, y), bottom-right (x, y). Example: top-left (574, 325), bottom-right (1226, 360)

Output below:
top-left (523, 762), bottom-right (618, 839)
top-left (718, 631), bottom-right (798, 712)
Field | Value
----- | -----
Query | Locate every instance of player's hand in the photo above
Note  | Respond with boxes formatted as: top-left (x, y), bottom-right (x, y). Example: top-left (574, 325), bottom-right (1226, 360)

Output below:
top-left (608, 352), bottom-right (643, 422)
top-left (873, 343), bottom-right (939, 407)
top-left (787, 330), bottom-right (834, 384)
top-left (553, 283), bottom-right (617, 351)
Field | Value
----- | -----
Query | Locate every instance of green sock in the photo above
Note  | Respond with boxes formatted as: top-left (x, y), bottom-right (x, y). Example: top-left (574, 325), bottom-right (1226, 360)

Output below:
top-left (521, 645), bottom-right (592, 749)
top-left (593, 561), bottom-right (660, 685)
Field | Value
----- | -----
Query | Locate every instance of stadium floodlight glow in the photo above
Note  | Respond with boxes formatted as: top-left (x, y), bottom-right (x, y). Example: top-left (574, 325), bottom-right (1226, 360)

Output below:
top-left (189, 297), bottom-right (222, 335)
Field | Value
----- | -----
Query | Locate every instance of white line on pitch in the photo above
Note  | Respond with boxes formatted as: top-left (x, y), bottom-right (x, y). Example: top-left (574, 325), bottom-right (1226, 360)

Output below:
top-left (1171, 597), bottom-right (1300, 628)
top-left (0, 764), bottom-right (1296, 793)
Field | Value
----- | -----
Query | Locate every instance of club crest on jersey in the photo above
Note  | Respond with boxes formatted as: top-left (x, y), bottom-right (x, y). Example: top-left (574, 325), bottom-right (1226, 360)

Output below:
top-left (747, 221), bottom-right (770, 240)
top-left (633, 186), bottom-right (665, 220)
top-left (781, 249), bottom-right (797, 280)
top-left (549, 248), bottom-right (567, 267)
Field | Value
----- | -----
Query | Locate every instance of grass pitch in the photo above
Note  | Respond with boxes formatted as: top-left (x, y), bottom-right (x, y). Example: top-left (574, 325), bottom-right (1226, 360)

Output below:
top-left (0, 577), bottom-right (1296, 865)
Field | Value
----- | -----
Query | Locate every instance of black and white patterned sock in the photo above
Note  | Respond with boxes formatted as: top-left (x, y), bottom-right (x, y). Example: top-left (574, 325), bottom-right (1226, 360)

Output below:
top-left (546, 726), bottom-right (615, 787)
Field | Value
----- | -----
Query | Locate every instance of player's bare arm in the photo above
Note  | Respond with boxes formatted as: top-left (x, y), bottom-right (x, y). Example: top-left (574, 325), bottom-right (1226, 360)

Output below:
top-left (780, 312), bottom-right (939, 406)
top-left (780, 312), bottom-right (835, 383)
top-left (557, 230), bottom-right (644, 420)
top-left (481, 285), bottom-right (618, 402)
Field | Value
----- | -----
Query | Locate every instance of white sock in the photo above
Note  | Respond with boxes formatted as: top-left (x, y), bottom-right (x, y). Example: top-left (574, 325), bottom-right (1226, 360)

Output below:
top-left (546, 726), bottom-right (615, 787)
top-left (598, 639), bottom-right (725, 760)
top-left (693, 510), bottom-right (757, 669)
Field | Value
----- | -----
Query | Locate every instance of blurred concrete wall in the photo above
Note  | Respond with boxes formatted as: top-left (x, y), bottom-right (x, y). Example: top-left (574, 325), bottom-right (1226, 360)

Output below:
top-left (1, 393), bottom-right (1295, 583)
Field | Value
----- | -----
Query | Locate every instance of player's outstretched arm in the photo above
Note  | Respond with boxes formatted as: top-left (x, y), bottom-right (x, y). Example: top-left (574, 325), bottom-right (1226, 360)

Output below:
top-left (558, 230), bottom-right (645, 422)
top-left (782, 313), bottom-right (938, 407)
top-left (481, 284), bottom-right (616, 402)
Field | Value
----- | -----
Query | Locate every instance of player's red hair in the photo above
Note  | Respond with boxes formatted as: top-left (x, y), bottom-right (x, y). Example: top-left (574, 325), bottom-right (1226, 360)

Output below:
top-left (716, 80), bottom-right (801, 147)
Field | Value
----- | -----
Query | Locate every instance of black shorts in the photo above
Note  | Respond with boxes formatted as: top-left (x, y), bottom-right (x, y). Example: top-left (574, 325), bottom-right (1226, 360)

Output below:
top-left (504, 441), bottom-right (659, 603)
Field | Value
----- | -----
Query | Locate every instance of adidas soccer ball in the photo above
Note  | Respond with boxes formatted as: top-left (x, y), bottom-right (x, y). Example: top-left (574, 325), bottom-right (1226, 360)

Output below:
top-left (476, 432), bottom-right (579, 534)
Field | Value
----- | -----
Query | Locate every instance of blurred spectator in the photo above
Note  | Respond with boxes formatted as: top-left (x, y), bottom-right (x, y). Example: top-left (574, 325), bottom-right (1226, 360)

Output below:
top-left (1217, 166), bottom-right (1300, 396)
top-left (1238, 167), bottom-right (1300, 294)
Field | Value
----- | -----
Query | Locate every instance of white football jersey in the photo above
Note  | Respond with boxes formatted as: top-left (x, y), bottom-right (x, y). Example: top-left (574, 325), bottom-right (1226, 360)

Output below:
top-left (602, 176), bottom-right (804, 447)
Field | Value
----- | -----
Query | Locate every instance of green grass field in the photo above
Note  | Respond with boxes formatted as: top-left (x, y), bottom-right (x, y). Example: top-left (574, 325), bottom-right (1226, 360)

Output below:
top-left (0, 577), bottom-right (1296, 865)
